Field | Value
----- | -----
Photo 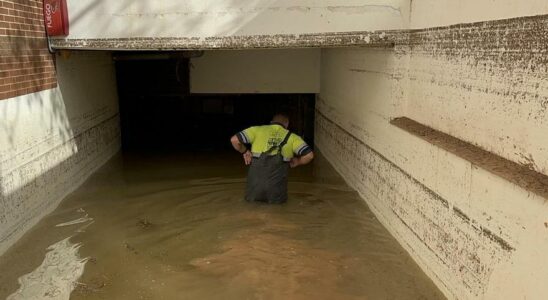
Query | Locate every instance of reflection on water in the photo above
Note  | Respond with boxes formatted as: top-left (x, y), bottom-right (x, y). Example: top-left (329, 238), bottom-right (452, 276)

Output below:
top-left (0, 152), bottom-right (445, 300)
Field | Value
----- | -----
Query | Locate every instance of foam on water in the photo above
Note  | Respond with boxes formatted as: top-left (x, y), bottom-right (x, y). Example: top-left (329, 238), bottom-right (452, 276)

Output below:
top-left (7, 237), bottom-right (88, 300)
top-left (55, 215), bottom-right (94, 227)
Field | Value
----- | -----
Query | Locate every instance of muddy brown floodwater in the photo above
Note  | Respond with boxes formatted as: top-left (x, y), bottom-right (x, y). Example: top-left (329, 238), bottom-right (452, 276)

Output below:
top-left (0, 151), bottom-right (445, 300)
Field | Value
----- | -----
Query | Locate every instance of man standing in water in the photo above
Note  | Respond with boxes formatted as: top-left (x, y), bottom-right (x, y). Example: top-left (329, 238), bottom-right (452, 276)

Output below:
top-left (230, 113), bottom-right (314, 203)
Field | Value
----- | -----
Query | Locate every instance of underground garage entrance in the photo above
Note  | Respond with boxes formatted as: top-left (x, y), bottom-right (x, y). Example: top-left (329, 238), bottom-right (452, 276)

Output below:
top-left (0, 49), bottom-right (444, 299)
top-left (115, 52), bottom-right (316, 153)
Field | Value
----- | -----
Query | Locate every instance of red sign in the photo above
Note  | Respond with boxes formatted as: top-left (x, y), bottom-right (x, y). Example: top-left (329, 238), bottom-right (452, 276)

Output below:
top-left (43, 0), bottom-right (69, 36)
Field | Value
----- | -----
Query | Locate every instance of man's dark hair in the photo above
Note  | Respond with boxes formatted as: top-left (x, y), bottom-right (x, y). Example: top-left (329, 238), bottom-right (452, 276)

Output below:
top-left (272, 112), bottom-right (289, 120)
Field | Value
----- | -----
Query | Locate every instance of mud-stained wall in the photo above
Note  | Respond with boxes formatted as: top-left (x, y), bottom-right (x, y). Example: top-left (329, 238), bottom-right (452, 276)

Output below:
top-left (316, 11), bottom-right (548, 300)
top-left (410, 0), bottom-right (548, 28)
top-left (190, 49), bottom-right (320, 94)
top-left (0, 51), bottom-right (121, 256)
top-left (62, 0), bottom-right (408, 39)
top-left (406, 15), bottom-right (548, 177)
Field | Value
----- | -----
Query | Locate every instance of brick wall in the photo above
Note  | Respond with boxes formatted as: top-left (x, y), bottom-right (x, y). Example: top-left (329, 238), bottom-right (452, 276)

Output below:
top-left (0, 0), bottom-right (57, 100)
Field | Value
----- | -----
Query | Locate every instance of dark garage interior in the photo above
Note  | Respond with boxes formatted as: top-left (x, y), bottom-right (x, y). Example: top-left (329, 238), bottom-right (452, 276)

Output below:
top-left (114, 53), bottom-right (316, 152)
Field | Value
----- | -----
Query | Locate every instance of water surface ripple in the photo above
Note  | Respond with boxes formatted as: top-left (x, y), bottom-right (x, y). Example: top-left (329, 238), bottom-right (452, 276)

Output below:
top-left (0, 152), bottom-right (445, 300)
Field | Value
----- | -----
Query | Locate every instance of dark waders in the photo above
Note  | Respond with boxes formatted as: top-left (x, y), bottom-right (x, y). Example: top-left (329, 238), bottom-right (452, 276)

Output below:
top-left (245, 132), bottom-right (291, 204)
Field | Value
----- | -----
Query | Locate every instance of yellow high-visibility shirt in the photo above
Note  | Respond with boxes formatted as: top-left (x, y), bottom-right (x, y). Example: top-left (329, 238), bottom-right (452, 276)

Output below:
top-left (236, 124), bottom-right (312, 161)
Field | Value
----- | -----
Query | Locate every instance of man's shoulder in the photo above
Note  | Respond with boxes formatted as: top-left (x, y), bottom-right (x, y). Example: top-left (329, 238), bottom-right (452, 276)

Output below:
top-left (288, 132), bottom-right (304, 140)
top-left (249, 124), bottom-right (272, 129)
top-left (243, 125), bottom-right (273, 135)
top-left (249, 125), bottom-right (271, 132)
top-left (243, 125), bottom-right (262, 131)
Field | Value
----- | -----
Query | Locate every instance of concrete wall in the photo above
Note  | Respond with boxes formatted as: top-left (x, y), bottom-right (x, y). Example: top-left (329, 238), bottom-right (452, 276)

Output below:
top-left (410, 0), bottom-right (548, 29)
top-left (60, 0), bottom-right (548, 38)
top-left (190, 49), bottom-right (320, 94)
top-left (63, 0), bottom-right (409, 39)
top-left (316, 5), bottom-right (548, 300)
top-left (0, 51), bottom-right (121, 256)
top-left (408, 1), bottom-right (548, 177)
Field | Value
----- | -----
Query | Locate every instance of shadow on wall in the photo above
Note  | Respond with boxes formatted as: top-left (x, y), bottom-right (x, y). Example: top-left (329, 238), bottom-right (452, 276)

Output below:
top-left (0, 85), bottom-right (76, 254)
top-left (66, 0), bottom-right (276, 39)
top-left (0, 51), bottom-right (121, 255)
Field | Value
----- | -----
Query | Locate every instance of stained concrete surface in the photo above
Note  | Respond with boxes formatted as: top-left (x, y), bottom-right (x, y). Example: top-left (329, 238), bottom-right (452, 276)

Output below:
top-left (391, 117), bottom-right (548, 201)
top-left (0, 152), bottom-right (444, 299)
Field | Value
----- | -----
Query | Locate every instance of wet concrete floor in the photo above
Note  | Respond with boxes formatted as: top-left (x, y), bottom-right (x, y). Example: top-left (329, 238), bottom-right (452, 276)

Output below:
top-left (0, 151), bottom-right (445, 299)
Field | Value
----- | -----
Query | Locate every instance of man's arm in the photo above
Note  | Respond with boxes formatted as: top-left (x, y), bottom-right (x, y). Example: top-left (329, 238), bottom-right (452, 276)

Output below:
top-left (289, 134), bottom-right (314, 168)
top-left (230, 135), bottom-right (247, 153)
top-left (289, 152), bottom-right (314, 168)
top-left (231, 135), bottom-right (252, 165)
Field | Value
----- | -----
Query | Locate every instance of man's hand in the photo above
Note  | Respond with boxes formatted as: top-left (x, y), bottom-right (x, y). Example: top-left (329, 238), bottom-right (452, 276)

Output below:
top-left (243, 150), bottom-right (252, 165)
top-left (289, 158), bottom-right (300, 168)
top-left (231, 135), bottom-right (252, 165)
top-left (289, 152), bottom-right (314, 168)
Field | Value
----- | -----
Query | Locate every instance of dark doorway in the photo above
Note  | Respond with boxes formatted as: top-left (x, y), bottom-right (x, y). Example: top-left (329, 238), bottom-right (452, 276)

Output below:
top-left (115, 55), bottom-right (315, 152)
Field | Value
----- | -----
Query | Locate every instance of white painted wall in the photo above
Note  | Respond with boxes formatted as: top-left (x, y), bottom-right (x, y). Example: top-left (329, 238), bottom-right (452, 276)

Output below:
top-left (410, 0), bottom-right (548, 28)
top-left (61, 0), bottom-right (548, 40)
top-left (317, 46), bottom-right (548, 300)
top-left (0, 51), bottom-right (121, 255)
top-left (407, 46), bottom-right (548, 177)
top-left (190, 49), bottom-right (320, 94)
top-left (62, 0), bottom-right (409, 39)
top-left (397, 8), bottom-right (548, 296)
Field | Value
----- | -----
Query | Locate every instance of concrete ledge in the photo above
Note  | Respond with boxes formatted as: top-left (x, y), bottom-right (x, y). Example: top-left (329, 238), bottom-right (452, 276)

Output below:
top-left (49, 31), bottom-right (396, 50)
top-left (391, 117), bottom-right (548, 200)
top-left (49, 14), bottom-right (547, 51)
